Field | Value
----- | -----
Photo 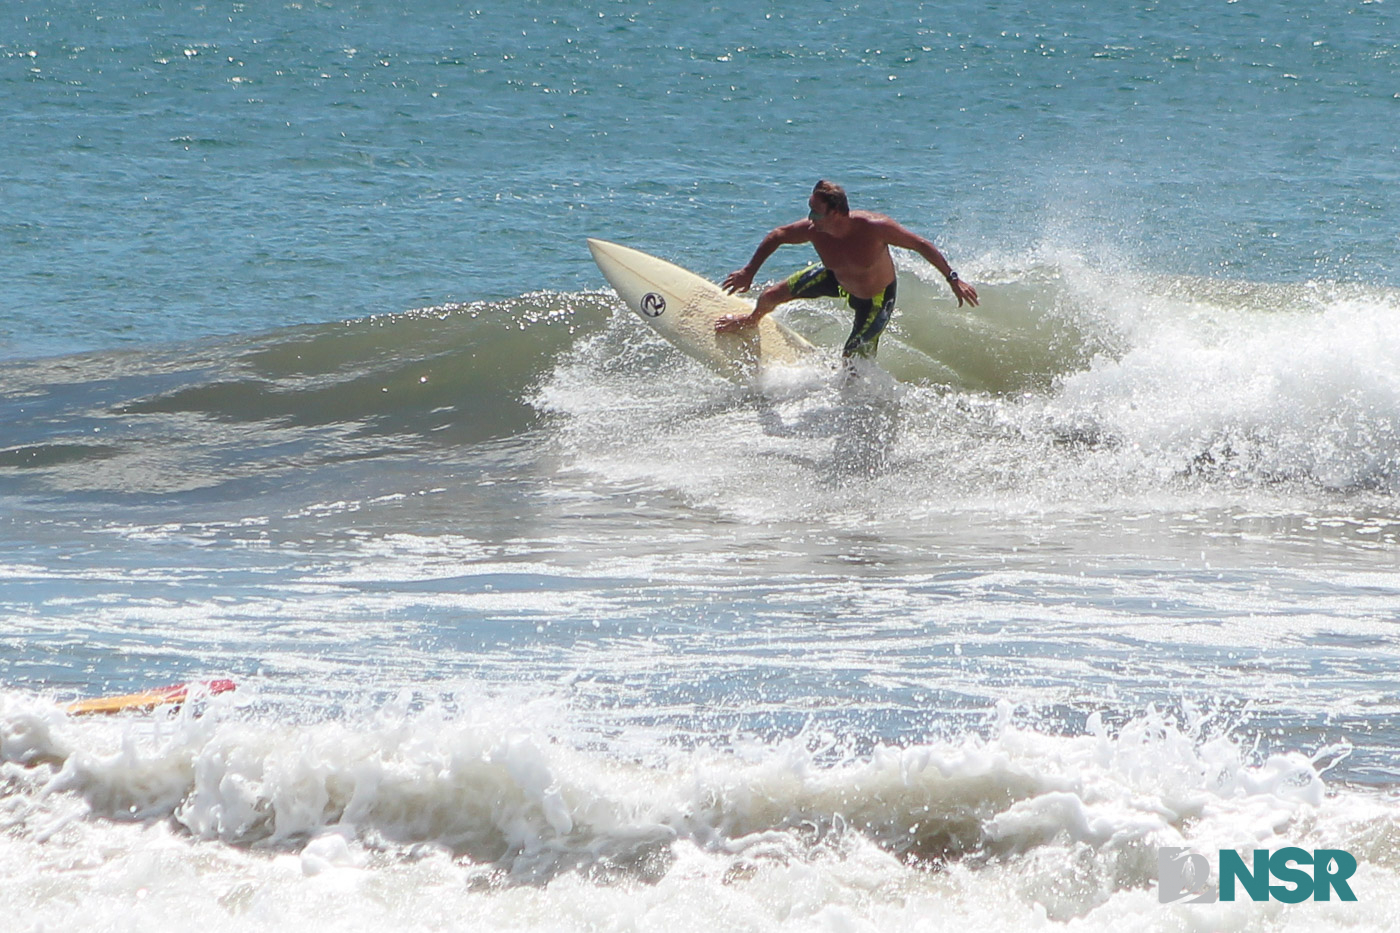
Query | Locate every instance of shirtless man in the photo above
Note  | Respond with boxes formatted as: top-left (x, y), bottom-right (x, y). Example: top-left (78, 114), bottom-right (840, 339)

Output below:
top-left (716, 180), bottom-right (979, 359)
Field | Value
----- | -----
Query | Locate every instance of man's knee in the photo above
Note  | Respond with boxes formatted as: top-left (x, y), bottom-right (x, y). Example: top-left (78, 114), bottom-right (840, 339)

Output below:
top-left (755, 282), bottom-right (792, 314)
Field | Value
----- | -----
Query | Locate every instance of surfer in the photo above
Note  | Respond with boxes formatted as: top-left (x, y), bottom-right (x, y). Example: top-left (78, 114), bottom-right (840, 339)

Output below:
top-left (716, 180), bottom-right (979, 358)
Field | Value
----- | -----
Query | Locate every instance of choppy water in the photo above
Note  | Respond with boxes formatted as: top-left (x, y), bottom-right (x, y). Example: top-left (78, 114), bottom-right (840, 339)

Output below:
top-left (3, 2), bottom-right (1399, 931)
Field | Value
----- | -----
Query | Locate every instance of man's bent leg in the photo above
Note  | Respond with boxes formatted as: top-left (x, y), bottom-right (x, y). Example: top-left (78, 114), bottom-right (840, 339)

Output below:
top-left (754, 280), bottom-right (794, 317)
top-left (716, 280), bottom-right (794, 333)
top-left (718, 266), bottom-right (840, 334)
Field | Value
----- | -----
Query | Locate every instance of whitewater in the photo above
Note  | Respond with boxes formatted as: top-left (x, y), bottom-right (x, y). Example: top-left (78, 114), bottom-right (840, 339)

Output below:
top-left (4, 1), bottom-right (1400, 930)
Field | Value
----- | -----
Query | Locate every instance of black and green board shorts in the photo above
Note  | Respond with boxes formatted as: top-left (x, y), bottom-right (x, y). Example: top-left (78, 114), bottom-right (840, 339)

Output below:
top-left (784, 264), bottom-right (897, 358)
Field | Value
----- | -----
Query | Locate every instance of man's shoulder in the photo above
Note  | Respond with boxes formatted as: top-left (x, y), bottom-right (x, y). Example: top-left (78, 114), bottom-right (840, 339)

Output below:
top-left (849, 210), bottom-right (903, 233)
top-left (846, 211), bottom-right (908, 243)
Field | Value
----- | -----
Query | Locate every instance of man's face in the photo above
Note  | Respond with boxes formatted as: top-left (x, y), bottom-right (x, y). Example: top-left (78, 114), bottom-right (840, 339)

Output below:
top-left (807, 195), bottom-right (829, 230)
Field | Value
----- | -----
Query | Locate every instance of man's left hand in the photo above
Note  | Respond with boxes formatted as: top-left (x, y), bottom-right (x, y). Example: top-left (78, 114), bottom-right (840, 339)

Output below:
top-left (952, 280), bottom-right (980, 308)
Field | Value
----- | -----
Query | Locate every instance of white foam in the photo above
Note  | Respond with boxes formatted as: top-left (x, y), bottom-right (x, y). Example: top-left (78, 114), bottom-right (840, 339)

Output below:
top-left (534, 265), bottom-right (1400, 530)
top-left (3, 693), bottom-right (1396, 931)
top-left (1051, 284), bottom-right (1400, 493)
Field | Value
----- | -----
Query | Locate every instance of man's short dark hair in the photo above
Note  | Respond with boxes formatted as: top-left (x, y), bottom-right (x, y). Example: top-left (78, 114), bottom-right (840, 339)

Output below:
top-left (812, 179), bottom-right (850, 215)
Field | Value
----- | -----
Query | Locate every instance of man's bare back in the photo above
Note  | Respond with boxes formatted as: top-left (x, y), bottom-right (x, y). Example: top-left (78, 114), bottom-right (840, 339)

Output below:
top-left (715, 180), bottom-right (978, 358)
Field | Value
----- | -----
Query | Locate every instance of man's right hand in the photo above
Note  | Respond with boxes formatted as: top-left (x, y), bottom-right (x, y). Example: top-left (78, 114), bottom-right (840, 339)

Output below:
top-left (721, 269), bottom-right (754, 294)
top-left (715, 312), bottom-right (757, 334)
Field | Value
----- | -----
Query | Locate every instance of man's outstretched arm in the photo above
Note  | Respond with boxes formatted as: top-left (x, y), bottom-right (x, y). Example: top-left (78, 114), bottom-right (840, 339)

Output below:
top-left (876, 218), bottom-right (980, 308)
top-left (722, 221), bottom-right (813, 294)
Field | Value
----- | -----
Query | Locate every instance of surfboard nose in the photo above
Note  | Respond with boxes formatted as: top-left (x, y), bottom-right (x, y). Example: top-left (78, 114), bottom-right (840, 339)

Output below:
top-left (586, 238), bottom-right (615, 263)
top-left (586, 238), bottom-right (621, 282)
top-left (587, 238), bottom-right (645, 299)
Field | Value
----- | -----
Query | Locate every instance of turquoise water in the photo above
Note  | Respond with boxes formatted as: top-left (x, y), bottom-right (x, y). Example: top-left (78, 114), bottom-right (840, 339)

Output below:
top-left (3, 3), bottom-right (1400, 931)
top-left (5, 1), bottom-right (1397, 356)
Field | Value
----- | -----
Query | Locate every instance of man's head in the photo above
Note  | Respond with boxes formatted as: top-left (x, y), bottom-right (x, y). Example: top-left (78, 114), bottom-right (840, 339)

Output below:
top-left (810, 180), bottom-right (849, 216)
top-left (812, 178), bottom-right (851, 229)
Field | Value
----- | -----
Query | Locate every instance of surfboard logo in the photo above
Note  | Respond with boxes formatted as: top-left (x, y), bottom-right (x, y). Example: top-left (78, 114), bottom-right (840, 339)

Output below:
top-left (640, 292), bottom-right (666, 317)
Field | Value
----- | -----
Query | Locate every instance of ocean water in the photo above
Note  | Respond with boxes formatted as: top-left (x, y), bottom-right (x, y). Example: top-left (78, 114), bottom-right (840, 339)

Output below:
top-left (3, 1), bottom-right (1399, 930)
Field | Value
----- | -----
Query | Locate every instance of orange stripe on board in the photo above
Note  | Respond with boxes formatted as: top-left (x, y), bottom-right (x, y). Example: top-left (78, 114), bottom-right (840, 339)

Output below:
top-left (66, 679), bottom-right (237, 716)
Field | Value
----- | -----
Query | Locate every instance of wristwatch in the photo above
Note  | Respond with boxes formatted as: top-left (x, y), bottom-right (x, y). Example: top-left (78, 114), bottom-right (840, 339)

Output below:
top-left (947, 271), bottom-right (959, 283)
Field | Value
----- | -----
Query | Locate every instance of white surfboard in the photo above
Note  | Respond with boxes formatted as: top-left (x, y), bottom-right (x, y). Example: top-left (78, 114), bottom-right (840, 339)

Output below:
top-left (587, 238), bottom-right (817, 380)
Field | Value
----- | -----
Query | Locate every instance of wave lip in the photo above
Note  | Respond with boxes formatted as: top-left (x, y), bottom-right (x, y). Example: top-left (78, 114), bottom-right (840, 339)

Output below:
top-left (4, 263), bottom-right (1398, 508)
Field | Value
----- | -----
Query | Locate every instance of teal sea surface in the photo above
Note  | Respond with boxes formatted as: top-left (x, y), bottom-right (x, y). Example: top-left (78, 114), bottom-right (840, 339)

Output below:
top-left (3, 3), bottom-right (1400, 931)
top-left (5, 0), bottom-right (1398, 356)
